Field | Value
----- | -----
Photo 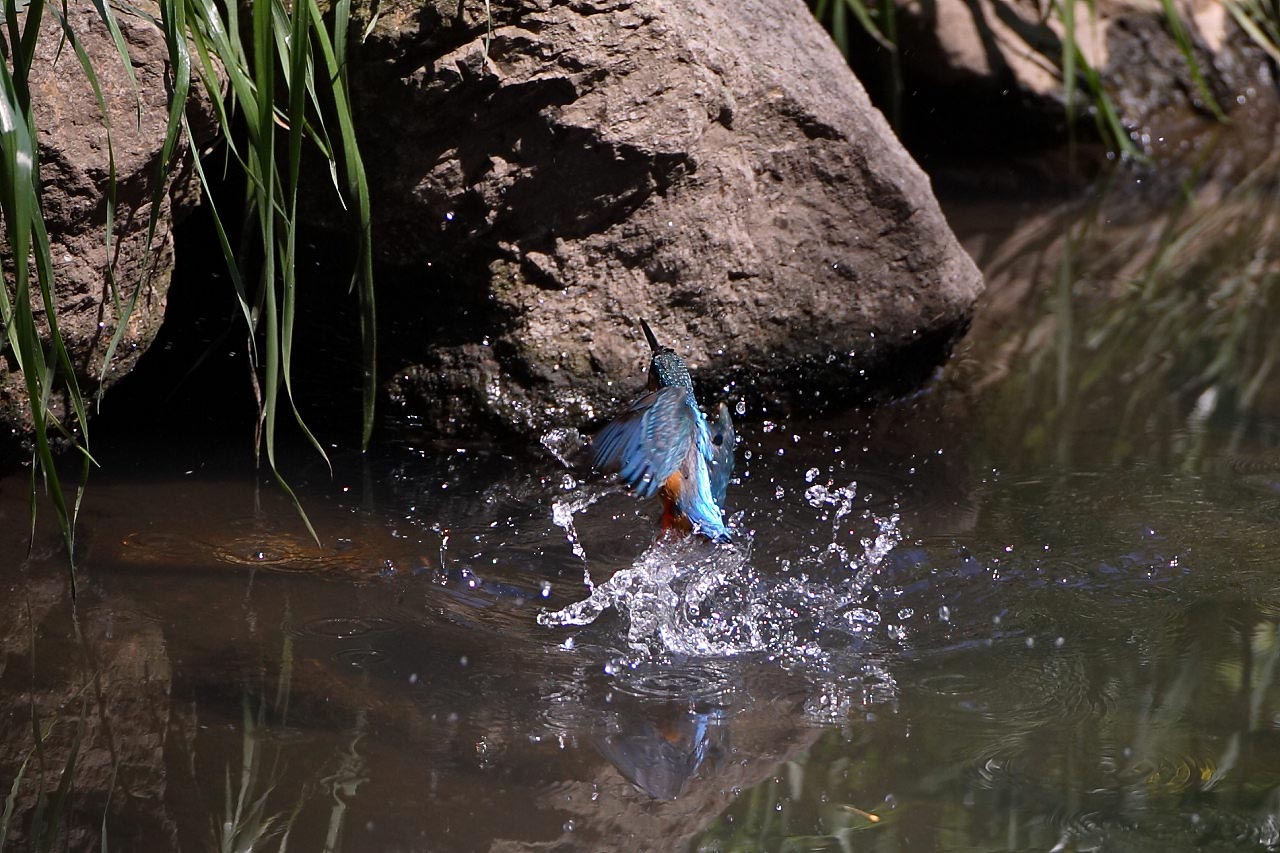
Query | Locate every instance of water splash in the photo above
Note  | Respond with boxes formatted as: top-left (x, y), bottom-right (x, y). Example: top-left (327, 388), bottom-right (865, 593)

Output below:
top-left (538, 537), bottom-right (762, 657)
top-left (540, 481), bottom-right (902, 666)
top-left (540, 427), bottom-right (585, 467)
top-left (803, 481), bottom-right (901, 591)
top-left (550, 483), bottom-right (621, 590)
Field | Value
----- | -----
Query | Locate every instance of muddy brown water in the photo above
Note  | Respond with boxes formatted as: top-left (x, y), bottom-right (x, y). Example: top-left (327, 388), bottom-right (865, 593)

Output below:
top-left (3, 160), bottom-right (1280, 852)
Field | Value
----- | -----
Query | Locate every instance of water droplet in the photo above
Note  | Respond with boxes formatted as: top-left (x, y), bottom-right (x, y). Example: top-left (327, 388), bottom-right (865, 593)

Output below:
top-left (805, 467), bottom-right (820, 483)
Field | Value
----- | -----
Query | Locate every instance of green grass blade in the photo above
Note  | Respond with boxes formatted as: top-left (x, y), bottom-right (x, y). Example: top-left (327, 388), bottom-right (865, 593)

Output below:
top-left (31, 209), bottom-right (95, 465)
top-left (4, 0), bottom-right (23, 75)
top-left (1059, 0), bottom-right (1078, 133)
top-left (830, 0), bottom-right (847, 55)
top-left (100, 764), bottom-right (116, 852)
top-left (1159, 0), bottom-right (1227, 121)
top-left (839, 0), bottom-right (891, 50)
top-left (1223, 0), bottom-right (1280, 64)
top-left (182, 119), bottom-right (257, 353)
top-left (151, 0), bottom-right (190, 249)
top-left (248, 0), bottom-right (330, 542)
top-left (278, 0), bottom-right (333, 474)
top-left (187, 0), bottom-right (257, 122)
top-left (49, 5), bottom-right (107, 116)
top-left (37, 704), bottom-right (84, 853)
top-left (305, 0), bottom-right (377, 450)
top-left (0, 752), bottom-right (31, 845)
top-left (14, 0), bottom-right (42, 95)
top-left (61, 5), bottom-right (131, 405)
top-left (0, 22), bottom-right (84, 585)
top-left (89, 0), bottom-right (140, 123)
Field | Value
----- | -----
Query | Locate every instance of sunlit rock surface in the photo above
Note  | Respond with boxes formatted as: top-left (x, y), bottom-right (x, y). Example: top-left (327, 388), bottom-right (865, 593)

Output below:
top-left (0, 5), bottom-right (212, 445)
top-left (345, 0), bottom-right (984, 436)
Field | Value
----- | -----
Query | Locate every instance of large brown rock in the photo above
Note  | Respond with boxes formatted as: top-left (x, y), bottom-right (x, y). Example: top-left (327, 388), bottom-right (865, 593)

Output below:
top-left (347, 0), bottom-right (983, 435)
top-left (1, 5), bottom-right (206, 443)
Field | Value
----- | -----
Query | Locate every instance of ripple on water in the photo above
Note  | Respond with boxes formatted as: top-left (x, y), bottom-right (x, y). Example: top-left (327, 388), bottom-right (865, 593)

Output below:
top-left (1043, 803), bottom-right (1269, 851)
top-left (299, 615), bottom-right (401, 639)
top-left (331, 647), bottom-right (390, 668)
top-left (964, 742), bottom-right (1233, 852)
top-left (210, 518), bottom-right (385, 575)
top-left (118, 521), bottom-right (390, 577)
top-left (213, 536), bottom-right (331, 572)
top-left (610, 660), bottom-right (737, 702)
top-left (118, 531), bottom-right (204, 564)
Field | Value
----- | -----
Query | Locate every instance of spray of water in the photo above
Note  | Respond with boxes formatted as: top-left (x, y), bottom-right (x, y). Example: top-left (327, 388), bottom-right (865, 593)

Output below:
top-left (538, 480), bottom-right (902, 667)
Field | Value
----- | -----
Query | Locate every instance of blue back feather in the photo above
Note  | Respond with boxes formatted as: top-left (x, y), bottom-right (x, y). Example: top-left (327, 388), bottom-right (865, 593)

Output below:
top-left (593, 388), bottom-right (696, 501)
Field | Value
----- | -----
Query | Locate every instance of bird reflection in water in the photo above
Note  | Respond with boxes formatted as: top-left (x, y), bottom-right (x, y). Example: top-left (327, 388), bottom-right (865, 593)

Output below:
top-left (592, 698), bottom-right (729, 800)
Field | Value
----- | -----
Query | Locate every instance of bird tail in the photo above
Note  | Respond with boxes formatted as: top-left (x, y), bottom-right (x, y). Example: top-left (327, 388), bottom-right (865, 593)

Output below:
top-left (670, 457), bottom-right (732, 543)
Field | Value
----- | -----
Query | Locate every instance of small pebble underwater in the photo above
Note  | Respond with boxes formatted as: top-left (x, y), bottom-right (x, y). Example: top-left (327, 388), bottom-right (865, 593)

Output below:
top-left (3, 179), bottom-right (1280, 851)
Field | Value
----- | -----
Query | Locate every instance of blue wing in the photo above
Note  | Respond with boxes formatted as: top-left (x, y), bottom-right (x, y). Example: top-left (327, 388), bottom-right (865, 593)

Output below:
top-left (707, 402), bottom-right (735, 510)
top-left (593, 387), bottom-right (699, 500)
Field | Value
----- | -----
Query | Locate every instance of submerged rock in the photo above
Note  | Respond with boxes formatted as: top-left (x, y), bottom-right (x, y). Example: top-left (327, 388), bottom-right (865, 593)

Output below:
top-left (347, 0), bottom-right (983, 436)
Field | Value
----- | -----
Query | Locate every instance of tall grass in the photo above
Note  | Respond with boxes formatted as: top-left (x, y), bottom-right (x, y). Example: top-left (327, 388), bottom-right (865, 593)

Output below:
top-left (1223, 0), bottom-right (1280, 63)
top-left (0, 0), bottom-right (377, 574)
top-left (181, 0), bottom-right (377, 540)
top-left (809, 0), bottom-right (1277, 157)
top-left (0, 0), bottom-right (97, 592)
top-left (811, 0), bottom-right (901, 129)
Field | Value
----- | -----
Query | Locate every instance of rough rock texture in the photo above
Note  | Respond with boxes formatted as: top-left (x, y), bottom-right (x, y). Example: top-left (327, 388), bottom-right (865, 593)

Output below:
top-left (344, 0), bottom-right (983, 436)
top-left (871, 0), bottom-right (1279, 161)
top-left (1, 5), bottom-right (207, 441)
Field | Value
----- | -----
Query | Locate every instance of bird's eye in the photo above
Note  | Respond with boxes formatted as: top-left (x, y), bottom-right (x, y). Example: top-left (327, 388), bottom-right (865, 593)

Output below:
top-left (712, 434), bottom-right (723, 446)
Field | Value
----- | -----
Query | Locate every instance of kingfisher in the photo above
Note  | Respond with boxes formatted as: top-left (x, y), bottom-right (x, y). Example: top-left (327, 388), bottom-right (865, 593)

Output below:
top-left (592, 320), bottom-right (735, 543)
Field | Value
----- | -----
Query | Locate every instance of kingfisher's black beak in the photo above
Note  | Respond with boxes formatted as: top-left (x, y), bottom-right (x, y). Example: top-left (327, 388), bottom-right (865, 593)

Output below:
top-left (640, 318), bottom-right (661, 353)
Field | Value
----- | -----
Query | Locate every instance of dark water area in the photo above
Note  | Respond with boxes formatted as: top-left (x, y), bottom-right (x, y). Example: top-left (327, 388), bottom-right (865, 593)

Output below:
top-left (4, 152), bottom-right (1280, 852)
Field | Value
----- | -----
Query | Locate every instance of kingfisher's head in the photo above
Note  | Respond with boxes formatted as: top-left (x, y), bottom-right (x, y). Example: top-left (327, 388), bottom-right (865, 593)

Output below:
top-left (640, 319), bottom-right (693, 391)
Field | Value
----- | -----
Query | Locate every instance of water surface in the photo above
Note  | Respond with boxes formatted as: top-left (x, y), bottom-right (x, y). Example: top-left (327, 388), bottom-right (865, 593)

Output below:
top-left (2, 159), bottom-right (1280, 851)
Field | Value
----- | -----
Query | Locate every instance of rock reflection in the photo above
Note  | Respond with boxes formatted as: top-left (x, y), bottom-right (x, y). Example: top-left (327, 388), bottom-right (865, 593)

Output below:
top-left (0, 513), bottom-right (180, 849)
